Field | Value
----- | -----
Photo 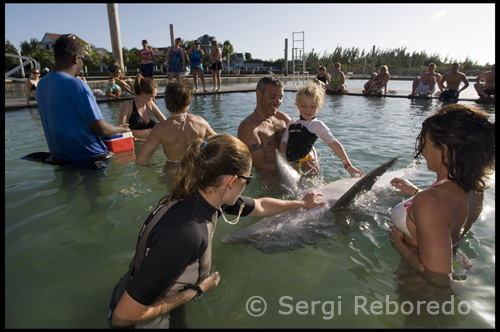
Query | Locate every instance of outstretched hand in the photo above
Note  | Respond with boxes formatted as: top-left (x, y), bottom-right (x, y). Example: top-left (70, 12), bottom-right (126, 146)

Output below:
top-left (300, 192), bottom-right (327, 209)
top-left (390, 177), bottom-right (418, 195)
top-left (347, 166), bottom-right (365, 177)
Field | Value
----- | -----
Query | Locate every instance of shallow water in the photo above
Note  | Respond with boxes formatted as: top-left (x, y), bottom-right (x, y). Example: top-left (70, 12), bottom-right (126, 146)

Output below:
top-left (4, 83), bottom-right (495, 328)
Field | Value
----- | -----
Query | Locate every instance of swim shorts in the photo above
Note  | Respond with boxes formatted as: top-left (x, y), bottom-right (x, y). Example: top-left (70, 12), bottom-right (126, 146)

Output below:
top-left (484, 88), bottom-right (495, 97)
top-left (140, 63), bottom-right (154, 78)
top-left (439, 89), bottom-right (459, 101)
top-left (211, 62), bottom-right (222, 71)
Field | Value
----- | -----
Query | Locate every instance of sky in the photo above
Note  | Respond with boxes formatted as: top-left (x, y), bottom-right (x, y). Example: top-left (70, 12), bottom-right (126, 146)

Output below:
top-left (5, 3), bottom-right (496, 66)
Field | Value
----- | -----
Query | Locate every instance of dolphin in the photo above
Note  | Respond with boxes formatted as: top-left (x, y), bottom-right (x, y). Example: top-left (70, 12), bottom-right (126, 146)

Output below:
top-left (219, 154), bottom-right (402, 253)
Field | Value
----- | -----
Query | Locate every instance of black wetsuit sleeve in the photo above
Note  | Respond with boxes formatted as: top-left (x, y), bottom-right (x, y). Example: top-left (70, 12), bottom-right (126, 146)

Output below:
top-left (222, 196), bottom-right (255, 216)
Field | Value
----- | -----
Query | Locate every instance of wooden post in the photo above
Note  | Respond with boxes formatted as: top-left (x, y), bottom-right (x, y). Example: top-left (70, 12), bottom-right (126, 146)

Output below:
top-left (284, 38), bottom-right (288, 76)
top-left (370, 45), bottom-right (375, 74)
top-left (107, 4), bottom-right (124, 73)
top-left (169, 24), bottom-right (175, 47)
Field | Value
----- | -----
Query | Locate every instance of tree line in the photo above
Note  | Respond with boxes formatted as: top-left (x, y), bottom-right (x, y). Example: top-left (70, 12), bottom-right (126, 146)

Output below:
top-left (5, 38), bottom-right (491, 77)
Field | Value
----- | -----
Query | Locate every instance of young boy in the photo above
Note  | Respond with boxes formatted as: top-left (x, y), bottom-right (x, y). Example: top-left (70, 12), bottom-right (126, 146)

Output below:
top-left (279, 80), bottom-right (364, 176)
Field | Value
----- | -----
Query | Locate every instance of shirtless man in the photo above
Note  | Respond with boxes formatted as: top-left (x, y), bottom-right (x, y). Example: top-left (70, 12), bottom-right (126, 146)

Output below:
top-left (474, 64), bottom-right (495, 99)
top-left (438, 63), bottom-right (469, 101)
top-left (237, 76), bottom-right (290, 171)
top-left (408, 63), bottom-right (442, 98)
top-left (136, 78), bottom-right (216, 166)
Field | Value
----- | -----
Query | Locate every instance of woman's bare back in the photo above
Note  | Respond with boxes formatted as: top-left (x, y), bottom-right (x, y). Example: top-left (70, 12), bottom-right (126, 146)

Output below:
top-left (160, 114), bottom-right (216, 161)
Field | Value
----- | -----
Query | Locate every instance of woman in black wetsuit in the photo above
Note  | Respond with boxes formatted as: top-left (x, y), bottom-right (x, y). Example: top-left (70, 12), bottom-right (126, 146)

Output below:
top-left (117, 74), bottom-right (167, 139)
top-left (109, 134), bottom-right (326, 328)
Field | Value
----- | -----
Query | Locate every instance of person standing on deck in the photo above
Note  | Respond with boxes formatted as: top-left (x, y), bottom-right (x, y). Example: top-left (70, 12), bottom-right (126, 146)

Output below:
top-left (139, 39), bottom-right (155, 79)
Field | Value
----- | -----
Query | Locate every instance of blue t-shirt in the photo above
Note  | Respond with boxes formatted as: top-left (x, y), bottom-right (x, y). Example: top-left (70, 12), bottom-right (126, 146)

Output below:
top-left (36, 72), bottom-right (109, 163)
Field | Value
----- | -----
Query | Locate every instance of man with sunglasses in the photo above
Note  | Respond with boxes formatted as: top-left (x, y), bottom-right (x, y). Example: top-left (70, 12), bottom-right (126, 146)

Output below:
top-left (36, 36), bottom-right (130, 169)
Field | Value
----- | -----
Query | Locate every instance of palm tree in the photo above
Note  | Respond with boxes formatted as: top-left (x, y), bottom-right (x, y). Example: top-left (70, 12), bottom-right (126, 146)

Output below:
top-left (222, 40), bottom-right (234, 73)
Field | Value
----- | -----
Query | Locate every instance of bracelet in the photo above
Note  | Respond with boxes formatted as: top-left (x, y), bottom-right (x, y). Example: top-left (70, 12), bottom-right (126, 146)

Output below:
top-left (343, 161), bottom-right (351, 170)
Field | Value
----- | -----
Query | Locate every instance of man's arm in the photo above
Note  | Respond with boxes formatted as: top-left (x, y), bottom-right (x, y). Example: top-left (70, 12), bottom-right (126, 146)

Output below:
top-left (89, 119), bottom-right (129, 138)
top-left (459, 73), bottom-right (470, 92)
top-left (237, 120), bottom-right (276, 171)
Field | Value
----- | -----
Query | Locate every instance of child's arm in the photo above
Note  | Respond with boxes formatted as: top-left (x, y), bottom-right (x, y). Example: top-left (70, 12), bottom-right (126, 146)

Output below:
top-left (327, 141), bottom-right (365, 177)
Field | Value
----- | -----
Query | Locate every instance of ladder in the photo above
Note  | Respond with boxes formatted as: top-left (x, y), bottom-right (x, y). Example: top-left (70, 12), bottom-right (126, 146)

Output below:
top-left (5, 53), bottom-right (38, 83)
top-left (292, 31), bottom-right (309, 87)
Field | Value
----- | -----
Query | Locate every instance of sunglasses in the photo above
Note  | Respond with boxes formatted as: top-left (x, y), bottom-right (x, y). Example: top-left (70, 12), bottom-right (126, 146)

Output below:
top-left (33, 72), bottom-right (40, 74)
top-left (76, 55), bottom-right (85, 63)
top-left (237, 174), bottom-right (253, 185)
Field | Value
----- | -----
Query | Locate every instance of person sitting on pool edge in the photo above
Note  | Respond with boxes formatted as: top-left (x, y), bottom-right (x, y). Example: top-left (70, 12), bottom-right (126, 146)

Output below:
top-left (408, 63), bottom-right (442, 98)
top-left (105, 77), bottom-right (122, 98)
top-left (363, 65), bottom-right (390, 96)
top-left (25, 68), bottom-right (41, 106)
top-left (325, 62), bottom-right (347, 94)
top-left (278, 80), bottom-right (364, 176)
top-left (136, 78), bottom-right (216, 166)
top-left (35, 35), bottom-right (130, 169)
top-left (118, 74), bottom-right (167, 140)
top-left (474, 63), bottom-right (495, 100)
top-left (438, 62), bottom-right (469, 102)
top-left (315, 66), bottom-right (330, 86)
top-left (109, 134), bottom-right (326, 328)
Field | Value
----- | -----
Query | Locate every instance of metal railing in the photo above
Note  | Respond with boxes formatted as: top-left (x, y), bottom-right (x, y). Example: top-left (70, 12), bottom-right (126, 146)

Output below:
top-left (5, 52), bottom-right (38, 82)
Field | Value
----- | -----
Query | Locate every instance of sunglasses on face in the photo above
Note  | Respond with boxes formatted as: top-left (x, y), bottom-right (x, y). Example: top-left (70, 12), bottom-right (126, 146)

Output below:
top-left (237, 174), bottom-right (253, 185)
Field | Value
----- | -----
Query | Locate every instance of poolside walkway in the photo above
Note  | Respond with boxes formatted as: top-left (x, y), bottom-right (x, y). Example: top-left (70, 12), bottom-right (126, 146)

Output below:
top-left (5, 84), bottom-right (487, 111)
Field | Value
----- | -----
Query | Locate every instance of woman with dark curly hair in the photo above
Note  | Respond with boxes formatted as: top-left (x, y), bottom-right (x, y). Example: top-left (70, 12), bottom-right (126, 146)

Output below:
top-left (388, 104), bottom-right (495, 287)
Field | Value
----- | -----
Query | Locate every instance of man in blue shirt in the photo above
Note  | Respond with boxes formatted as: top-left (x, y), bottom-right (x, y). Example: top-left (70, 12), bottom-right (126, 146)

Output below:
top-left (36, 36), bottom-right (130, 168)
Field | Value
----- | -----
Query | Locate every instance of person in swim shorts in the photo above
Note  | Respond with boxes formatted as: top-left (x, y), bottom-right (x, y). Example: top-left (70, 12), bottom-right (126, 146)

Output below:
top-left (210, 40), bottom-right (223, 91)
top-left (279, 80), bottom-right (365, 176)
top-left (474, 63), bottom-right (495, 99)
top-left (389, 104), bottom-right (495, 287)
top-left (136, 78), bottom-right (216, 166)
top-left (138, 39), bottom-right (155, 78)
top-left (408, 63), bottom-right (442, 98)
top-left (438, 63), bottom-right (469, 102)
top-left (109, 134), bottom-right (326, 328)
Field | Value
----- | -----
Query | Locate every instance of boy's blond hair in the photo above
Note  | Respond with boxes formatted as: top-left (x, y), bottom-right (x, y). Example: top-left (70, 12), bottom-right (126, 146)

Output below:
top-left (295, 80), bottom-right (325, 107)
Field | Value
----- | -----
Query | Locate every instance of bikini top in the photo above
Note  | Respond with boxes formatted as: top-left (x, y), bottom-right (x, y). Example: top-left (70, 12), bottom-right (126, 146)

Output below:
top-left (316, 74), bottom-right (327, 83)
top-left (391, 178), bottom-right (451, 239)
top-left (128, 100), bottom-right (159, 130)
